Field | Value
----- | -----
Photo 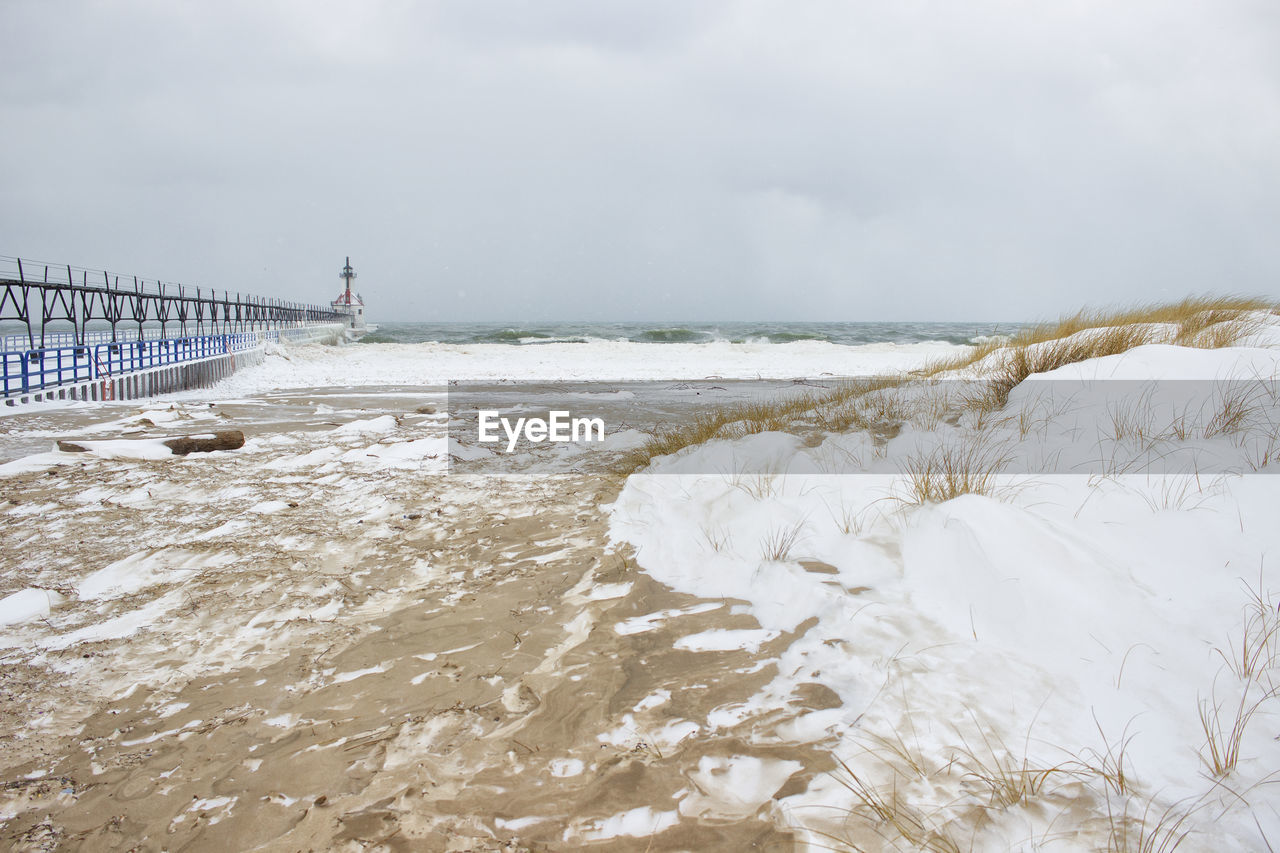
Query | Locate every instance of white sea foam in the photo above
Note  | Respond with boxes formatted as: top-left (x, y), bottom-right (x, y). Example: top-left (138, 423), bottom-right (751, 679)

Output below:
top-left (183, 339), bottom-right (959, 398)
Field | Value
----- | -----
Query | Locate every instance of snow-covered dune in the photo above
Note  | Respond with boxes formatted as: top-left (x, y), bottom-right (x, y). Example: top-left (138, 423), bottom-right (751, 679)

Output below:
top-left (610, 338), bottom-right (1280, 850)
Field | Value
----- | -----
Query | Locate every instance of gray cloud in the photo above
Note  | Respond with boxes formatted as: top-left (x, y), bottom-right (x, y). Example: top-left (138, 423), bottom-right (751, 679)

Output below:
top-left (2, 0), bottom-right (1278, 321)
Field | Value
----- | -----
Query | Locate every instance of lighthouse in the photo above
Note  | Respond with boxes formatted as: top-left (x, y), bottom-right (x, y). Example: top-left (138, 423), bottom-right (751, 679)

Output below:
top-left (331, 256), bottom-right (368, 333)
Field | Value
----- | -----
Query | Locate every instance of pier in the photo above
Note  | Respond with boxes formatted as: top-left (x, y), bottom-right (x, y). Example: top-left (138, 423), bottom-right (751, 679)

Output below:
top-left (0, 256), bottom-right (346, 404)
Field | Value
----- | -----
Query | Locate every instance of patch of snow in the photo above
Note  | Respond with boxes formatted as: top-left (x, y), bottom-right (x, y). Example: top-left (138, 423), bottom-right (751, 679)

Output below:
top-left (331, 663), bottom-right (388, 684)
top-left (331, 415), bottom-right (397, 435)
top-left (584, 582), bottom-right (632, 601)
top-left (548, 758), bottom-right (585, 778)
top-left (568, 806), bottom-right (679, 841)
top-left (674, 628), bottom-right (779, 653)
top-left (57, 438), bottom-right (175, 460)
top-left (77, 549), bottom-right (231, 600)
top-left (0, 588), bottom-right (65, 627)
top-left (38, 590), bottom-right (186, 651)
top-left (248, 500), bottom-right (290, 514)
top-left (614, 602), bottom-right (722, 635)
top-left (681, 755), bottom-right (803, 819)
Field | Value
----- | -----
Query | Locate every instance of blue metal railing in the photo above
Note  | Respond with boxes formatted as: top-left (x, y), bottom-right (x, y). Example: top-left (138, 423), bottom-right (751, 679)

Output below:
top-left (2, 332), bottom-right (262, 398)
top-left (0, 323), bottom-right (325, 354)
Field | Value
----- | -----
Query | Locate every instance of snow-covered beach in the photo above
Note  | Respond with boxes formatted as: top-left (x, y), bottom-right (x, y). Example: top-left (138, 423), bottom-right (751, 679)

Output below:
top-left (2, 318), bottom-right (1280, 850)
top-left (8, 0), bottom-right (1280, 847)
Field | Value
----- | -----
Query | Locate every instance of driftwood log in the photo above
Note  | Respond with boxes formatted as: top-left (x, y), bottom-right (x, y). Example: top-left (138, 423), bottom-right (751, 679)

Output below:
top-left (163, 430), bottom-right (245, 455)
top-left (56, 430), bottom-right (245, 456)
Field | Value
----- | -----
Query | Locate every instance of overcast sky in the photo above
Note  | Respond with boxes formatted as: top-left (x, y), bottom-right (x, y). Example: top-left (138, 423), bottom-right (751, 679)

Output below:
top-left (3, 1), bottom-right (1278, 322)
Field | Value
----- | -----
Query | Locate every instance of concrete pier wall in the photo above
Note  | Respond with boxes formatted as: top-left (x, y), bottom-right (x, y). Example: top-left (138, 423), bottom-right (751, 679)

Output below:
top-left (2, 322), bottom-right (347, 408)
top-left (273, 325), bottom-right (345, 345)
top-left (4, 346), bottom-right (265, 407)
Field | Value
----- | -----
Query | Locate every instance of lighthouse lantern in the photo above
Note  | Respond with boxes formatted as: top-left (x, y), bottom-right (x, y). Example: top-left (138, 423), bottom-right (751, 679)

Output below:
top-left (331, 256), bottom-right (367, 331)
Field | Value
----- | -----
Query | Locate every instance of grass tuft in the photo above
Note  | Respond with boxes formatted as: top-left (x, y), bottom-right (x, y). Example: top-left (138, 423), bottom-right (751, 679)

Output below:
top-left (1081, 716), bottom-right (1138, 797)
top-left (1105, 791), bottom-right (1202, 853)
top-left (1215, 576), bottom-right (1280, 680)
top-left (760, 520), bottom-right (805, 562)
top-left (1204, 382), bottom-right (1264, 439)
top-left (1199, 572), bottom-right (1280, 777)
top-left (897, 435), bottom-right (1011, 505)
top-left (1197, 681), bottom-right (1279, 778)
top-left (949, 717), bottom-right (1081, 809)
top-left (700, 523), bottom-right (732, 554)
top-left (822, 756), bottom-right (963, 853)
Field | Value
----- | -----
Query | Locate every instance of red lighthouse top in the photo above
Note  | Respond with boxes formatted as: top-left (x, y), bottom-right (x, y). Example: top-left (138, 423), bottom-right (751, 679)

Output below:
top-left (333, 256), bottom-right (363, 306)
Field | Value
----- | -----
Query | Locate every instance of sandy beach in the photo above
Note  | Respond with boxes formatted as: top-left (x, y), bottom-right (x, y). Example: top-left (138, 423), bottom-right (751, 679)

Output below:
top-left (0, 339), bottom-right (946, 851)
top-left (1, 456), bottom-right (803, 851)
